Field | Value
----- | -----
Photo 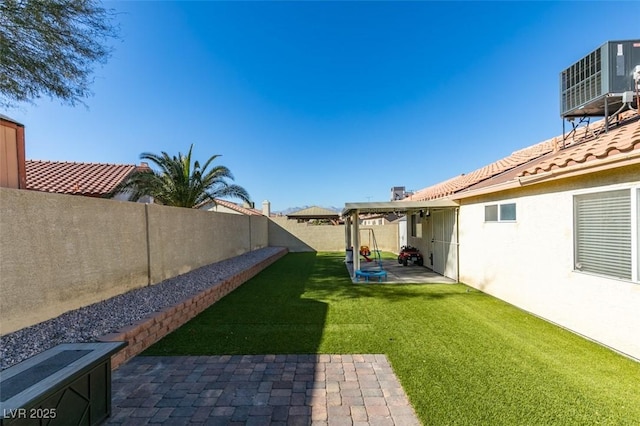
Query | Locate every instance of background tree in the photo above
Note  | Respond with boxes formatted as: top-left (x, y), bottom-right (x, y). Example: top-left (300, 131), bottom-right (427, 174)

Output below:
top-left (112, 145), bottom-right (251, 208)
top-left (0, 0), bottom-right (118, 108)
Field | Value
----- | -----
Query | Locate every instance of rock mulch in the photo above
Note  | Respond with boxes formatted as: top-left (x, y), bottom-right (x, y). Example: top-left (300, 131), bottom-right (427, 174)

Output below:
top-left (0, 247), bottom-right (284, 371)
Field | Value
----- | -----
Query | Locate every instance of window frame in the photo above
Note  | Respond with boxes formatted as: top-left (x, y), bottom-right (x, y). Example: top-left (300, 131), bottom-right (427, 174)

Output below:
top-left (410, 213), bottom-right (422, 237)
top-left (410, 213), bottom-right (417, 237)
top-left (484, 202), bottom-right (516, 222)
top-left (572, 184), bottom-right (639, 283)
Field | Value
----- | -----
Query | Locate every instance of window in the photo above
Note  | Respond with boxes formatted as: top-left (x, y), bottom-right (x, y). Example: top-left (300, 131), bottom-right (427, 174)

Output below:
top-left (574, 188), bottom-right (638, 281)
top-left (410, 213), bottom-right (422, 237)
top-left (500, 203), bottom-right (516, 221)
top-left (410, 214), bottom-right (417, 237)
top-left (484, 205), bottom-right (498, 222)
top-left (485, 203), bottom-right (516, 222)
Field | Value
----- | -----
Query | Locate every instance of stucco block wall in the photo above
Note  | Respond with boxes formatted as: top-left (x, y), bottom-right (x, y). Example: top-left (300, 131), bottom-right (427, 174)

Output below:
top-left (0, 188), bottom-right (149, 334)
top-left (0, 188), bottom-right (270, 335)
top-left (100, 248), bottom-right (287, 369)
top-left (147, 206), bottom-right (256, 283)
top-left (269, 217), bottom-right (398, 252)
top-left (458, 167), bottom-right (640, 359)
top-left (250, 215), bottom-right (268, 251)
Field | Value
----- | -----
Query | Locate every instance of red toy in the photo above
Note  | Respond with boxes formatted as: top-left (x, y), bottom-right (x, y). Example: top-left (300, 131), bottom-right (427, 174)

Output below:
top-left (397, 245), bottom-right (424, 266)
top-left (360, 245), bottom-right (372, 262)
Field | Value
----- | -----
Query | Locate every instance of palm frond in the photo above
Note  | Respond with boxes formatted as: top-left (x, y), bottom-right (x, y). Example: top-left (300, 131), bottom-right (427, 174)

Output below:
top-left (108, 145), bottom-right (251, 208)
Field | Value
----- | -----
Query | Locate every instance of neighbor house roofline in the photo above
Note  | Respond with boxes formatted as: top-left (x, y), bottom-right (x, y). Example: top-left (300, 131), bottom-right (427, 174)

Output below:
top-left (213, 198), bottom-right (264, 215)
top-left (287, 206), bottom-right (340, 218)
top-left (25, 159), bottom-right (143, 197)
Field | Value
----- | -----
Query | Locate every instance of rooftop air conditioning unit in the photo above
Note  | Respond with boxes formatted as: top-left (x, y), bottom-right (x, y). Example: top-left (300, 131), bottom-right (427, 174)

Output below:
top-left (391, 186), bottom-right (406, 201)
top-left (560, 40), bottom-right (640, 119)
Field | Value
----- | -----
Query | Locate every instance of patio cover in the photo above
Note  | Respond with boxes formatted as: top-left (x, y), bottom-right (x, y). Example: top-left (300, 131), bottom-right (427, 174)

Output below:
top-left (342, 198), bottom-right (459, 278)
top-left (288, 206), bottom-right (340, 219)
top-left (342, 199), bottom-right (459, 217)
top-left (287, 206), bottom-right (341, 225)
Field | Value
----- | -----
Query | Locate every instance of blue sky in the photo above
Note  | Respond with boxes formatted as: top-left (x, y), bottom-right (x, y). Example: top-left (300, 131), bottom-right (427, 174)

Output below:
top-left (5, 1), bottom-right (639, 211)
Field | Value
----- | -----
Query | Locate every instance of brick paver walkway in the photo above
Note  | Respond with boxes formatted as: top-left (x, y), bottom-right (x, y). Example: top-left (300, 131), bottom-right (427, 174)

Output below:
top-left (107, 354), bottom-right (420, 425)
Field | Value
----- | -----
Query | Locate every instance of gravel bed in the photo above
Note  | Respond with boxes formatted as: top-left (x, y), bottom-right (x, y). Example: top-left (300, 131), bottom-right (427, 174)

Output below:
top-left (0, 247), bottom-right (284, 371)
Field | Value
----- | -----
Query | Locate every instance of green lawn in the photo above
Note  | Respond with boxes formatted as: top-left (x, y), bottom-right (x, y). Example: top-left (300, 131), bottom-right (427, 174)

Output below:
top-left (145, 252), bottom-right (640, 425)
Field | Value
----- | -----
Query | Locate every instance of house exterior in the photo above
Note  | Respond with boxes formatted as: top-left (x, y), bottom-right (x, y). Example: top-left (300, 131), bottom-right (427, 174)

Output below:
top-left (360, 213), bottom-right (400, 226)
top-left (0, 115), bottom-right (26, 190)
top-left (403, 111), bottom-right (640, 360)
top-left (197, 198), bottom-right (265, 216)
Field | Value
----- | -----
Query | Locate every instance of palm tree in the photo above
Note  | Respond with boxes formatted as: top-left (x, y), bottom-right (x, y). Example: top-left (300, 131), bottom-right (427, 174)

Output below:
top-left (112, 145), bottom-right (251, 208)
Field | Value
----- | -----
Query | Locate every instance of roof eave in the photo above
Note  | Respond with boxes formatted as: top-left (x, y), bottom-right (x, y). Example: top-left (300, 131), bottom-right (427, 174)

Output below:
top-left (453, 151), bottom-right (640, 200)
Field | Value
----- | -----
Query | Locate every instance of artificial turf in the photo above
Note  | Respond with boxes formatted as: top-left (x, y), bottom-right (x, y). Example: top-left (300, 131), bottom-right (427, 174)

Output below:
top-left (144, 252), bottom-right (640, 424)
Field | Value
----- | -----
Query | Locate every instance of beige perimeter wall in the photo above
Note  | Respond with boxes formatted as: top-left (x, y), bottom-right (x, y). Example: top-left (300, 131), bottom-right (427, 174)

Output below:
top-left (268, 216), bottom-right (399, 253)
top-left (0, 188), bottom-right (268, 335)
top-left (147, 205), bottom-right (268, 283)
top-left (458, 166), bottom-right (640, 360)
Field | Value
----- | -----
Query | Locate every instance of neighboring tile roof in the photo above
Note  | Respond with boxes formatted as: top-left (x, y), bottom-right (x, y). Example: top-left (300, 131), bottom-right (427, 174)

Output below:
top-left (212, 198), bottom-right (264, 215)
top-left (25, 160), bottom-right (139, 196)
top-left (287, 206), bottom-right (340, 218)
top-left (405, 111), bottom-right (640, 201)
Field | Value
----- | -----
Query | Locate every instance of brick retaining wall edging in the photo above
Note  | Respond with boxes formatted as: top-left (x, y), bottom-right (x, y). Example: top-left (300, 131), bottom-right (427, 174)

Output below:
top-left (99, 248), bottom-right (288, 369)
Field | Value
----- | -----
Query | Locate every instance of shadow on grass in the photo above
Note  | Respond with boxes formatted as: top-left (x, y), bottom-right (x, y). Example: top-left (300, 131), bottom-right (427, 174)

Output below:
top-left (143, 252), bottom-right (329, 355)
top-left (144, 252), bottom-right (476, 357)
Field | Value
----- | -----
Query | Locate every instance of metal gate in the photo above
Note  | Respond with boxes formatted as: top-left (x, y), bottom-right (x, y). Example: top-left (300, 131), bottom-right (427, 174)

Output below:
top-left (398, 217), bottom-right (407, 250)
top-left (431, 209), bottom-right (458, 280)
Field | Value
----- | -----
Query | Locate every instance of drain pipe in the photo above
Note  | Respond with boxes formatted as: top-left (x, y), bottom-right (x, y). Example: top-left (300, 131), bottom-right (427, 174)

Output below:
top-left (455, 207), bottom-right (460, 283)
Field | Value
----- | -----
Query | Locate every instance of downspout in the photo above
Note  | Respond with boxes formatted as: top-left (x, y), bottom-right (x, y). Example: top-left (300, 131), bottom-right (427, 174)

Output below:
top-left (455, 207), bottom-right (460, 283)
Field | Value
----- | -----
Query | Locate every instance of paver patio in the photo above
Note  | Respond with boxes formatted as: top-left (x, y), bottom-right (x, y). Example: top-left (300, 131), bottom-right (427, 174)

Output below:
top-left (107, 354), bottom-right (420, 425)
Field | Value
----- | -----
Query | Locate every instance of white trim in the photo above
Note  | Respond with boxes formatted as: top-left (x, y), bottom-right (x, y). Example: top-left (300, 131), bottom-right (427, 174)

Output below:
top-left (632, 188), bottom-right (638, 282)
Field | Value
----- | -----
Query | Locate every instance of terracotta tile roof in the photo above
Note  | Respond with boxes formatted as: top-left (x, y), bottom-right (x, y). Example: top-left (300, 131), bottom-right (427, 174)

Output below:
top-left (405, 138), bottom-right (556, 201)
top-left (520, 114), bottom-right (640, 176)
top-left (25, 160), bottom-right (139, 197)
top-left (405, 111), bottom-right (640, 201)
top-left (212, 198), bottom-right (264, 215)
